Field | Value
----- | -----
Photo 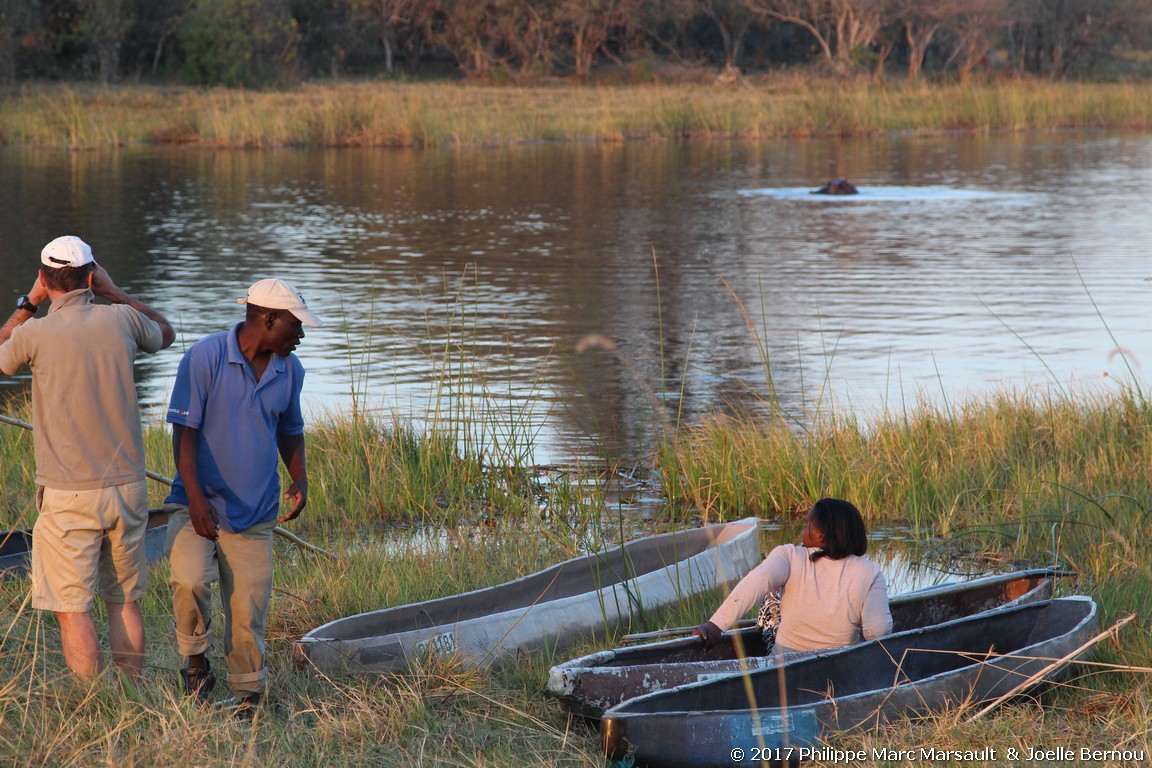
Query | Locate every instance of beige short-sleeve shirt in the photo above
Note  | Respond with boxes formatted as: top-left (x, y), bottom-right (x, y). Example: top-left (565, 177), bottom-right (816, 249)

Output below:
top-left (0, 288), bottom-right (163, 490)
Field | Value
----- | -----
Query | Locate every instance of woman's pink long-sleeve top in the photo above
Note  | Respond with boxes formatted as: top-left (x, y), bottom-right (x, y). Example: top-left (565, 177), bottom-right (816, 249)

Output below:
top-left (708, 544), bottom-right (893, 653)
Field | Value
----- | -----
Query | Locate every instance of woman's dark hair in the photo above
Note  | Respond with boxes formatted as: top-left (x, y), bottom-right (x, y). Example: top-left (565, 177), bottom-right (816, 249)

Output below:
top-left (808, 497), bottom-right (868, 561)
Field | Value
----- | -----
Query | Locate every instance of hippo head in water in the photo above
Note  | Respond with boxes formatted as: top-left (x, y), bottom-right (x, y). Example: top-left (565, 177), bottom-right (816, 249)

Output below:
top-left (811, 179), bottom-right (859, 195)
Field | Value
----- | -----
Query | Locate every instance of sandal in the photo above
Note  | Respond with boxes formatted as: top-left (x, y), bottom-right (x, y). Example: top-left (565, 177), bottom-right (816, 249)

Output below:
top-left (214, 694), bottom-right (260, 720)
top-left (179, 659), bottom-right (216, 702)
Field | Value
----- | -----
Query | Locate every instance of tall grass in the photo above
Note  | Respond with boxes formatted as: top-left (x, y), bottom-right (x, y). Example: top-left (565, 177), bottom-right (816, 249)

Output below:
top-left (0, 520), bottom-right (609, 766)
top-left (3, 377), bottom-right (1152, 763)
top-left (3, 280), bottom-right (1152, 764)
top-left (7, 79), bottom-right (1152, 149)
top-left (655, 384), bottom-right (1152, 537)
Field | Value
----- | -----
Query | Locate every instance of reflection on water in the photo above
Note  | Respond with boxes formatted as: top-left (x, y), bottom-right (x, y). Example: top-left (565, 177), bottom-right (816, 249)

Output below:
top-left (3, 133), bottom-right (1152, 464)
top-left (330, 512), bottom-right (1012, 599)
top-left (878, 545), bottom-right (979, 595)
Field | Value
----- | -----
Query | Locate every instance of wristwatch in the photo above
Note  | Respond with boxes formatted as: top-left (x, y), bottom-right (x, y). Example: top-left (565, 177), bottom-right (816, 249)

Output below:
top-left (16, 295), bottom-right (38, 314)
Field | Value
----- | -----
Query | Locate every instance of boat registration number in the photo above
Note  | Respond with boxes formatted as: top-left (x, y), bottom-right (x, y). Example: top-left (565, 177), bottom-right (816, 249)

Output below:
top-left (416, 631), bottom-right (458, 656)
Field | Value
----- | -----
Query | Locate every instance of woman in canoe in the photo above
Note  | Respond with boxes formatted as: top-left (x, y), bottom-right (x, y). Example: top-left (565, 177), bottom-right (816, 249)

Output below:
top-left (694, 497), bottom-right (892, 658)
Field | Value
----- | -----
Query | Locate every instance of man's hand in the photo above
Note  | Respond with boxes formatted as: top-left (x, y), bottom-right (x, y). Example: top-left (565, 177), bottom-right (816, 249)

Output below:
top-left (27, 274), bottom-right (49, 307)
top-left (88, 262), bottom-right (120, 300)
top-left (188, 497), bottom-right (219, 541)
top-left (280, 479), bottom-right (308, 523)
top-left (1, 274), bottom-right (50, 346)
top-left (692, 621), bottom-right (724, 649)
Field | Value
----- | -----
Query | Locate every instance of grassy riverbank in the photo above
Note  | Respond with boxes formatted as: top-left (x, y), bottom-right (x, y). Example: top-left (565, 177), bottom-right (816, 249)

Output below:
top-left (6, 78), bottom-right (1152, 149)
top-left (1, 383), bottom-right (1151, 765)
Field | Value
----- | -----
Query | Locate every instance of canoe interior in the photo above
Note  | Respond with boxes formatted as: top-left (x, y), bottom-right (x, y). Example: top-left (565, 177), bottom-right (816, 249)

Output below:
top-left (0, 529), bottom-right (33, 558)
top-left (608, 597), bottom-right (1094, 716)
top-left (568, 570), bottom-right (1055, 669)
top-left (304, 519), bottom-right (757, 641)
top-left (891, 571), bottom-right (1053, 632)
top-left (0, 529), bottom-right (35, 580)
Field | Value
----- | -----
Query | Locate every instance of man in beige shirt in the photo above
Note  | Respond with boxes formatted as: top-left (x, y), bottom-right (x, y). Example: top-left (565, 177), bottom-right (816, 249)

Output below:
top-left (0, 235), bottom-right (175, 681)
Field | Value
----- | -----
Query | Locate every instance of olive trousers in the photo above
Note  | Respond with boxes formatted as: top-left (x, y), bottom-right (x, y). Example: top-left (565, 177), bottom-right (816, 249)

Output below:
top-left (165, 508), bottom-right (275, 698)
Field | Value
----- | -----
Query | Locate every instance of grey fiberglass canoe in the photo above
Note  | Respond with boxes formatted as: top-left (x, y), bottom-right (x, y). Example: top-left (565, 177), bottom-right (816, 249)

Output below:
top-left (600, 596), bottom-right (1098, 768)
top-left (293, 517), bottom-right (762, 674)
top-left (547, 568), bottom-right (1061, 718)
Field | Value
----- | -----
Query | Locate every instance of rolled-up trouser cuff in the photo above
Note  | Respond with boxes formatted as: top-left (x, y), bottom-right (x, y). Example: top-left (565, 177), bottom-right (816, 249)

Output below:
top-left (228, 668), bottom-right (267, 696)
top-left (174, 626), bottom-right (214, 658)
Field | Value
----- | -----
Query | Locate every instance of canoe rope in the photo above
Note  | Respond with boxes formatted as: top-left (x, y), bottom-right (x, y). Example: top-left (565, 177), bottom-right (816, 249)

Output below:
top-left (0, 412), bottom-right (335, 560)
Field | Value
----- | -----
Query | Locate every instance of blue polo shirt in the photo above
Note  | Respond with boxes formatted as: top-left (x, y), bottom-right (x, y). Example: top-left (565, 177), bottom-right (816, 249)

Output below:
top-left (165, 323), bottom-right (306, 532)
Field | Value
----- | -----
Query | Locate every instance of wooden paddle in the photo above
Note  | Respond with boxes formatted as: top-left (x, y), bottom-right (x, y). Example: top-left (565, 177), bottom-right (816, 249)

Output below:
top-left (0, 413), bottom-right (335, 560)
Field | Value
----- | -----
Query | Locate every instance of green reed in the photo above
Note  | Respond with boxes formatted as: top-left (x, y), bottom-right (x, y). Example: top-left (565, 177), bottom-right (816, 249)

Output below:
top-left (655, 384), bottom-right (1152, 530)
top-left (7, 79), bottom-right (1152, 149)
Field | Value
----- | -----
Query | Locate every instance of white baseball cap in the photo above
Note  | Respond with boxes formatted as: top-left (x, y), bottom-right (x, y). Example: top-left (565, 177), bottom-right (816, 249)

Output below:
top-left (41, 235), bottom-right (94, 268)
top-left (238, 278), bottom-right (322, 327)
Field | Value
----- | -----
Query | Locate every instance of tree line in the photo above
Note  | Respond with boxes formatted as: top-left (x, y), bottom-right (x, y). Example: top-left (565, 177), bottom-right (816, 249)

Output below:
top-left (2, 0), bottom-right (1150, 87)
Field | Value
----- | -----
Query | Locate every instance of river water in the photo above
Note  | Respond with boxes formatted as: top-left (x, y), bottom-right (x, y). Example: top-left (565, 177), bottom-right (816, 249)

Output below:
top-left (3, 133), bottom-right (1151, 465)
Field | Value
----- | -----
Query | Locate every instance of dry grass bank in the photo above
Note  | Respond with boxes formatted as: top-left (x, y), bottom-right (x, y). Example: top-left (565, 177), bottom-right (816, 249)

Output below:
top-left (4, 78), bottom-right (1152, 149)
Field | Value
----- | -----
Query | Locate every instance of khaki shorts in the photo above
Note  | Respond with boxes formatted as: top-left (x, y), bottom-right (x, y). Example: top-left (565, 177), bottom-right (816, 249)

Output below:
top-left (32, 480), bottom-right (150, 612)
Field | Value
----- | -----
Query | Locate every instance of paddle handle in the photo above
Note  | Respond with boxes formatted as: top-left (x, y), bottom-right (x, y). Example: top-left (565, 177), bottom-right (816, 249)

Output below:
top-left (621, 619), bottom-right (757, 643)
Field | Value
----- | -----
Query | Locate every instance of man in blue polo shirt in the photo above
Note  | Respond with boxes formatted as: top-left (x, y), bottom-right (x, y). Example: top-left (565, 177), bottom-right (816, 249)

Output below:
top-left (164, 278), bottom-right (321, 716)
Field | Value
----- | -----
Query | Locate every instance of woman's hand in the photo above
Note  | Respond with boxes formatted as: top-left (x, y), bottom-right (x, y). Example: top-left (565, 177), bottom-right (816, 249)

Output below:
top-left (691, 621), bottom-right (723, 649)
